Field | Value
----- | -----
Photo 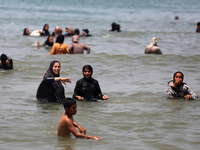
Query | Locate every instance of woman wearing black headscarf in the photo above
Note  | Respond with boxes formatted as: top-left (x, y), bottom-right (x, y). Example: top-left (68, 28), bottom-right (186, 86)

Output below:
top-left (72, 65), bottom-right (109, 101)
top-left (40, 24), bottom-right (50, 36)
top-left (0, 53), bottom-right (13, 70)
top-left (167, 71), bottom-right (198, 100)
top-left (36, 60), bottom-right (71, 103)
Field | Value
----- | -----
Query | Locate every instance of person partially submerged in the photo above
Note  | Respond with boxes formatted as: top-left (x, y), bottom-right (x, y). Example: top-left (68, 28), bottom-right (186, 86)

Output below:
top-left (69, 35), bottom-right (90, 54)
top-left (167, 71), bottom-right (198, 100)
top-left (57, 97), bottom-right (101, 140)
top-left (144, 37), bottom-right (162, 54)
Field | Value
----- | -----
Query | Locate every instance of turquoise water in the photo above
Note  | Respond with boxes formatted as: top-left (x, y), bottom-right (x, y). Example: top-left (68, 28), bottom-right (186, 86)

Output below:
top-left (0, 0), bottom-right (200, 150)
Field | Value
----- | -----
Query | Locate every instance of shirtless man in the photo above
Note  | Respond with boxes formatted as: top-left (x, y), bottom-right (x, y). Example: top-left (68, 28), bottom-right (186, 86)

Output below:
top-left (57, 97), bottom-right (101, 140)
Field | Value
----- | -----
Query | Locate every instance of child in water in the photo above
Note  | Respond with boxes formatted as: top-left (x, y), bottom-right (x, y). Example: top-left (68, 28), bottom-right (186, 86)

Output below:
top-left (167, 71), bottom-right (198, 100)
top-left (57, 97), bottom-right (101, 140)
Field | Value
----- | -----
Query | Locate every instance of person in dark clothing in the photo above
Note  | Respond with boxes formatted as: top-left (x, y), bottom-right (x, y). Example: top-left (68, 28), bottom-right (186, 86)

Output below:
top-left (82, 29), bottom-right (92, 37)
top-left (72, 65), bottom-right (109, 101)
top-left (36, 60), bottom-right (71, 103)
top-left (37, 35), bottom-right (54, 47)
top-left (40, 24), bottom-right (50, 36)
top-left (0, 53), bottom-right (13, 70)
top-left (109, 22), bottom-right (121, 32)
top-left (196, 22), bottom-right (200, 33)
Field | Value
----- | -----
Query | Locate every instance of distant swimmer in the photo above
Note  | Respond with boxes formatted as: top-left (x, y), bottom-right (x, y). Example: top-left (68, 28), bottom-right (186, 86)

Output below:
top-left (196, 22), bottom-right (200, 33)
top-left (47, 34), bottom-right (69, 55)
top-left (69, 35), bottom-right (90, 54)
top-left (167, 71), bottom-right (198, 100)
top-left (37, 35), bottom-right (54, 47)
top-left (0, 53), bottom-right (13, 70)
top-left (82, 29), bottom-right (92, 37)
top-left (109, 22), bottom-right (121, 32)
top-left (40, 24), bottom-right (50, 36)
top-left (57, 97), bottom-right (101, 140)
top-left (52, 26), bottom-right (62, 38)
top-left (23, 28), bottom-right (30, 36)
top-left (144, 37), bottom-right (162, 54)
top-left (175, 16), bottom-right (179, 20)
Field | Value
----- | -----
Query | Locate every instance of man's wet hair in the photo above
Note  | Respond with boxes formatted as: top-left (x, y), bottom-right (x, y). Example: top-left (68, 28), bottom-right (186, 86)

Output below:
top-left (63, 97), bottom-right (76, 109)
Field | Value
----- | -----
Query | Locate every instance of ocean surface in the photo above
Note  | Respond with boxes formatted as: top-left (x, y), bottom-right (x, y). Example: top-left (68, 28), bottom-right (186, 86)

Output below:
top-left (0, 0), bottom-right (200, 149)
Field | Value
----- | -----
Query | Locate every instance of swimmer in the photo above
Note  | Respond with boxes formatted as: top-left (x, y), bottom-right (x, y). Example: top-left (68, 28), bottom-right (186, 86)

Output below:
top-left (196, 22), bottom-right (200, 33)
top-left (36, 60), bottom-right (71, 103)
top-left (144, 37), bottom-right (162, 54)
top-left (69, 35), bottom-right (90, 54)
top-left (23, 28), bottom-right (30, 35)
top-left (167, 71), bottom-right (198, 100)
top-left (82, 29), bottom-right (92, 37)
top-left (37, 35), bottom-right (54, 47)
top-left (0, 53), bottom-right (13, 70)
top-left (109, 22), bottom-right (121, 32)
top-left (72, 65), bottom-right (109, 101)
top-left (47, 34), bottom-right (69, 55)
top-left (57, 97), bottom-right (101, 140)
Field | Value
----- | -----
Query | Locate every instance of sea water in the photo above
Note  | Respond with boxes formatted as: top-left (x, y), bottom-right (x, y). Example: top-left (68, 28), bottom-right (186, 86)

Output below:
top-left (0, 0), bottom-right (200, 149)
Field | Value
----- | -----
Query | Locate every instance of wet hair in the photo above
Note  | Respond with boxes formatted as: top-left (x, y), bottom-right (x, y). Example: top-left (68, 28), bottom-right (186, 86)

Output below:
top-left (63, 97), bottom-right (76, 109)
top-left (23, 28), bottom-right (29, 35)
top-left (82, 65), bottom-right (93, 76)
top-left (74, 28), bottom-right (80, 35)
top-left (111, 22), bottom-right (116, 30)
top-left (55, 34), bottom-right (64, 44)
top-left (173, 71), bottom-right (184, 82)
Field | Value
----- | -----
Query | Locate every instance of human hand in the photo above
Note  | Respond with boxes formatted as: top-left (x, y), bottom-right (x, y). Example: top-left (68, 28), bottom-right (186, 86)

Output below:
top-left (76, 96), bottom-right (84, 101)
top-left (61, 78), bottom-right (71, 85)
top-left (92, 136), bottom-right (101, 140)
top-left (103, 95), bottom-right (109, 100)
top-left (78, 126), bottom-right (86, 135)
top-left (173, 79), bottom-right (182, 88)
top-left (184, 94), bottom-right (192, 100)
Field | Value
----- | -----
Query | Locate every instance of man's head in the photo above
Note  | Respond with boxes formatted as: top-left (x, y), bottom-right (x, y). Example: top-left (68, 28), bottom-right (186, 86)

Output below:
top-left (63, 98), bottom-right (77, 115)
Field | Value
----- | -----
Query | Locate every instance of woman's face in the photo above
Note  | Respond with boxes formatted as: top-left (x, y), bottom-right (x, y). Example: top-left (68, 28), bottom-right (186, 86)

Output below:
top-left (83, 68), bottom-right (91, 79)
top-left (174, 73), bottom-right (183, 85)
top-left (49, 36), bottom-right (53, 44)
top-left (52, 62), bottom-right (60, 75)
top-left (45, 25), bottom-right (49, 30)
top-left (26, 28), bottom-right (30, 35)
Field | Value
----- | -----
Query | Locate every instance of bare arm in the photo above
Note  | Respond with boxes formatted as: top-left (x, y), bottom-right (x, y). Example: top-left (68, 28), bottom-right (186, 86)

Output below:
top-left (73, 121), bottom-right (86, 134)
top-left (67, 119), bottom-right (101, 140)
top-left (83, 44), bottom-right (90, 54)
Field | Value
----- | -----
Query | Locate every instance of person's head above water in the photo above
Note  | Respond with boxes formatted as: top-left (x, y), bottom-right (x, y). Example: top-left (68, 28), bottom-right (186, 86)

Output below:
top-left (23, 28), bottom-right (30, 35)
top-left (63, 97), bottom-right (77, 110)
top-left (56, 34), bottom-right (64, 44)
top-left (82, 65), bottom-right (93, 79)
top-left (45, 60), bottom-right (61, 77)
top-left (173, 71), bottom-right (184, 83)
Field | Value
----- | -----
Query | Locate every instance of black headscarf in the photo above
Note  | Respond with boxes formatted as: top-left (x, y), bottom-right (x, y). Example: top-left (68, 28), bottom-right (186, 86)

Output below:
top-left (173, 71), bottom-right (184, 82)
top-left (55, 34), bottom-right (64, 44)
top-left (43, 35), bottom-right (54, 47)
top-left (111, 22), bottom-right (116, 31)
top-left (0, 54), bottom-right (13, 70)
top-left (23, 28), bottom-right (29, 35)
top-left (36, 60), bottom-right (65, 103)
top-left (40, 24), bottom-right (50, 36)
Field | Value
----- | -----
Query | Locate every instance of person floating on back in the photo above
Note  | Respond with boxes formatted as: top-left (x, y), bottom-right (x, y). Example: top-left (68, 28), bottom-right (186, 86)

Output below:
top-left (57, 97), bottom-right (101, 140)
top-left (144, 37), bottom-right (162, 54)
top-left (167, 71), bottom-right (198, 100)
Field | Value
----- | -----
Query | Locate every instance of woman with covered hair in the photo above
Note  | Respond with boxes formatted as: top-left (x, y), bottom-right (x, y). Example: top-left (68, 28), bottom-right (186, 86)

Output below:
top-left (72, 65), bottom-right (109, 101)
top-left (40, 24), bottom-right (50, 36)
top-left (47, 34), bottom-right (69, 55)
top-left (0, 53), bottom-right (13, 70)
top-left (36, 60), bottom-right (71, 103)
top-left (144, 37), bottom-right (162, 54)
top-left (167, 71), bottom-right (198, 100)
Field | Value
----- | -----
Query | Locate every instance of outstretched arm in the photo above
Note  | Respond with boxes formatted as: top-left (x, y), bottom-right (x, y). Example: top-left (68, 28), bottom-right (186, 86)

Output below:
top-left (73, 121), bottom-right (86, 134)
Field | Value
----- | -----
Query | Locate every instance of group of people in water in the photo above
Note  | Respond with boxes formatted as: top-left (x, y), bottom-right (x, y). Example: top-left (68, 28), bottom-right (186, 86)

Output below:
top-left (1, 21), bottom-right (199, 140)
